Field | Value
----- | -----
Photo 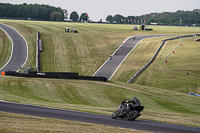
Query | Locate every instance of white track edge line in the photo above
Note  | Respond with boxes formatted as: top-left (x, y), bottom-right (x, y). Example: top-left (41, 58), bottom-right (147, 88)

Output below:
top-left (0, 23), bottom-right (28, 72)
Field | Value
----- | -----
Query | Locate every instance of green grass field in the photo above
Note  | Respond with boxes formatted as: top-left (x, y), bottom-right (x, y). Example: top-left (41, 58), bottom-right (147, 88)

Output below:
top-left (0, 76), bottom-right (200, 128)
top-left (0, 28), bottom-right (12, 69)
top-left (113, 37), bottom-right (200, 93)
top-left (0, 19), bottom-right (200, 132)
top-left (1, 20), bottom-right (199, 75)
top-left (1, 111), bottom-right (151, 133)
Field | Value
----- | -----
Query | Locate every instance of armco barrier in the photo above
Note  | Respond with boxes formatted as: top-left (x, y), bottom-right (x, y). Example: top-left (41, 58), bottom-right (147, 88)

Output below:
top-left (38, 39), bottom-right (42, 52)
top-left (36, 32), bottom-right (39, 72)
top-left (28, 71), bottom-right (79, 76)
top-left (36, 32), bottom-right (42, 72)
top-left (127, 35), bottom-right (199, 83)
top-left (127, 40), bottom-right (165, 83)
top-left (4, 71), bottom-right (107, 82)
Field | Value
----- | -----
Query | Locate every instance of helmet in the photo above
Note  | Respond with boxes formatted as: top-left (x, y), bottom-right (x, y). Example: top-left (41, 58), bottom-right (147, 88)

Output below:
top-left (132, 97), bottom-right (137, 100)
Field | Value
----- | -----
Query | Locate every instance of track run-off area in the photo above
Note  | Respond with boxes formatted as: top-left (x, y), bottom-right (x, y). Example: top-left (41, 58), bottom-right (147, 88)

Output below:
top-left (0, 23), bottom-right (200, 133)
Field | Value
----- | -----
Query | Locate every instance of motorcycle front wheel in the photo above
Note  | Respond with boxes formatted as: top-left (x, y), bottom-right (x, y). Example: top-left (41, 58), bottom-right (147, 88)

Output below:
top-left (127, 110), bottom-right (139, 121)
top-left (111, 110), bottom-right (120, 119)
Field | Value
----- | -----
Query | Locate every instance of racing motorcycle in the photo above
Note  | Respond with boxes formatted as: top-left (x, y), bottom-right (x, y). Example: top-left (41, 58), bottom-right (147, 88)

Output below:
top-left (112, 103), bottom-right (144, 121)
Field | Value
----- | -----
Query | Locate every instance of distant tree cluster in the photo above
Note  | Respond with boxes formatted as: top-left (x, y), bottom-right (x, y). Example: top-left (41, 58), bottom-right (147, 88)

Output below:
top-left (106, 14), bottom-right (135, 24)
top-left (70, 11), bottom-right (89, 22)
top-left (0, 3), bottom-right (65, 21)
top-left (106, 9), bottom-right (200, 25)
top-left (140, 9), bottom-right (200, 25)
top-left (1, 3), bottom-right (199, 25)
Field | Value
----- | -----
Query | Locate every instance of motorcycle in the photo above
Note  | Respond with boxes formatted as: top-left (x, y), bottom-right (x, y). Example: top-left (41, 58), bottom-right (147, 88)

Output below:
top-left (112, 103), bottom-right (144, 121)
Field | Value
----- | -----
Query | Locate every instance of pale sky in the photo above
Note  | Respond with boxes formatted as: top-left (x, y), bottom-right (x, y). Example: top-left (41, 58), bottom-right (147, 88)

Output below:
top-left (0, 0), bottom-right (199, 21)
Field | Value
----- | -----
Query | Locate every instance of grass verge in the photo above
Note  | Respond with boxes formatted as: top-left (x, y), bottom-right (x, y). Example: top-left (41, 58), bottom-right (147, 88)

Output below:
top-left (0, 28), bottom-right (12, 69)
top-left (0, 111), bottom-right (150, 133)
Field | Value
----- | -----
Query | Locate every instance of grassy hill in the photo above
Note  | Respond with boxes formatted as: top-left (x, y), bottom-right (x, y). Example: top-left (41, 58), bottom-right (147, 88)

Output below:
top-left (0, 76), bottom-right (200, 127)
top-left (1, 20), bottom-right (199, 75)
top-left (0, 19), bottom-right (200, 131)
top-left (113, 37), bottom-right (200, 93)
top-left (133, 38), bottom-right (200, 93)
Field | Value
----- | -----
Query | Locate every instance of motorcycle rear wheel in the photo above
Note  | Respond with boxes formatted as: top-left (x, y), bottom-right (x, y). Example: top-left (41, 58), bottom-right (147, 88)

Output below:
top-left (112, 110), bottom-right (120, 119)
top-left (127, 110), bottom-right (139, 121)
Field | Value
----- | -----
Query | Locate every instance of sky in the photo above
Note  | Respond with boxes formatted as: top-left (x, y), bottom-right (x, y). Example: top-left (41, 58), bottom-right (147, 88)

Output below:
top-left (0, 0), bottom-right (199, 21)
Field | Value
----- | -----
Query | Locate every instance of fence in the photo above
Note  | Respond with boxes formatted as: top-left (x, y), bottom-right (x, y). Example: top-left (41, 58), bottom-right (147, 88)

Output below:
top-left (36, 32), bottom-right (42, 72)
top-left (127, 34), bottom-right (200, 83)
top-left (4, 71), bottom-right (107, 82)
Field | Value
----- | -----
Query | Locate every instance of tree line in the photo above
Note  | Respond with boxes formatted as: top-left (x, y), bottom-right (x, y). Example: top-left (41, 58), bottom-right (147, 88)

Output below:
top-left (1, 3), bottom-right (199, 26)
top-left (0, 3), bottom-right (66, 21)
top-left (0, 3), bottom-right (89, 22)
top-left (106, 9), bottom-right (200, 26)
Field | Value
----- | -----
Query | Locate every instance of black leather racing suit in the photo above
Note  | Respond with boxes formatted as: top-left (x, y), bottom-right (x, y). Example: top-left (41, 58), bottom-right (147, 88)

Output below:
top-left (122, 98), bottom-right (141, 112)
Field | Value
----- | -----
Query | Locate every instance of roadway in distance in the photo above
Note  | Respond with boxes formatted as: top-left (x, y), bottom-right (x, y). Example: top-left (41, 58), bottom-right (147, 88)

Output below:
top-left (93, 35), bottom-right (169, 80)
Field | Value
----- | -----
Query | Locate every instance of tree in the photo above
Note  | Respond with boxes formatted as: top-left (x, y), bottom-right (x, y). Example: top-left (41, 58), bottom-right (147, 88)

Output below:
top-left (70, 11), bottom-right (79, 22)
top-left (196, 19), bottom-right (200, 24)
top-left (106, 15), bottom-right (113, 23)
top-left (113, 14), bottom-right (124, 23)
top-left (50, 11), bottom-right (62, 21)
top-left (38, 6), bottom-right (49, 20)
top-left (80, 13), bottom-right (89, 22)
top-left (127, 16), bottom-right (135, 23)
top-left (4, 4), bottom-right (13, 17)
top-left (99, 18), bottom-right (102, 23)
top-left (63, 9), bottom-right (68, 19)
top-left (30, 5), bottom-right (38, 19)
top-left (0, 4), bottom-right (5, 17)
top-left (22, 4), bottom-right (30, 18)
top-left (0, 3), bottom-right (64, 21)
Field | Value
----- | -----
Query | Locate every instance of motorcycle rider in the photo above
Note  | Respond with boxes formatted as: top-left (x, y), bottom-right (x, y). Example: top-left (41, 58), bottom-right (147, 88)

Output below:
top-left (121, 97), bottom-right (141, 112)
top-left (112, 97), bottom-right (143, 120)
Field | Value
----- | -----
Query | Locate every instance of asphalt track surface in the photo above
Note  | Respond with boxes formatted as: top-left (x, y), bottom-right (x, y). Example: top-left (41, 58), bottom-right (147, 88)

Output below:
top-left (0, 24), bottom-right (199, 132)
top-left (0, 23), bottom-right (28, 72)
top-left (93, 35), bottom-right (169, 80)
top-left (0, 101), bottom-right (200, 133)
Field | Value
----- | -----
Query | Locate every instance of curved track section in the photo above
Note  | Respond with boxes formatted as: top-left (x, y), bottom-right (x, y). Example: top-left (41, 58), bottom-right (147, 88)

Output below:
top-left (0, 23), bottom-right (28, 72)
top-left (0, 101), bottom-right (199, 133)
top-left (93, 35), bottom-right (169, 80)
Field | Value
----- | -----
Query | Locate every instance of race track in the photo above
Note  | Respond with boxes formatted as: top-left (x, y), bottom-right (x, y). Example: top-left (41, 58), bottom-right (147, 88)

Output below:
top-left (0, 23), bottom-right (28, 72)
top-left (93, 35), bottom-right (169, 80)
top-left (0, 23), bottom-right (199, 132)
top-left (0, 101), bottom-right (199, 133)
